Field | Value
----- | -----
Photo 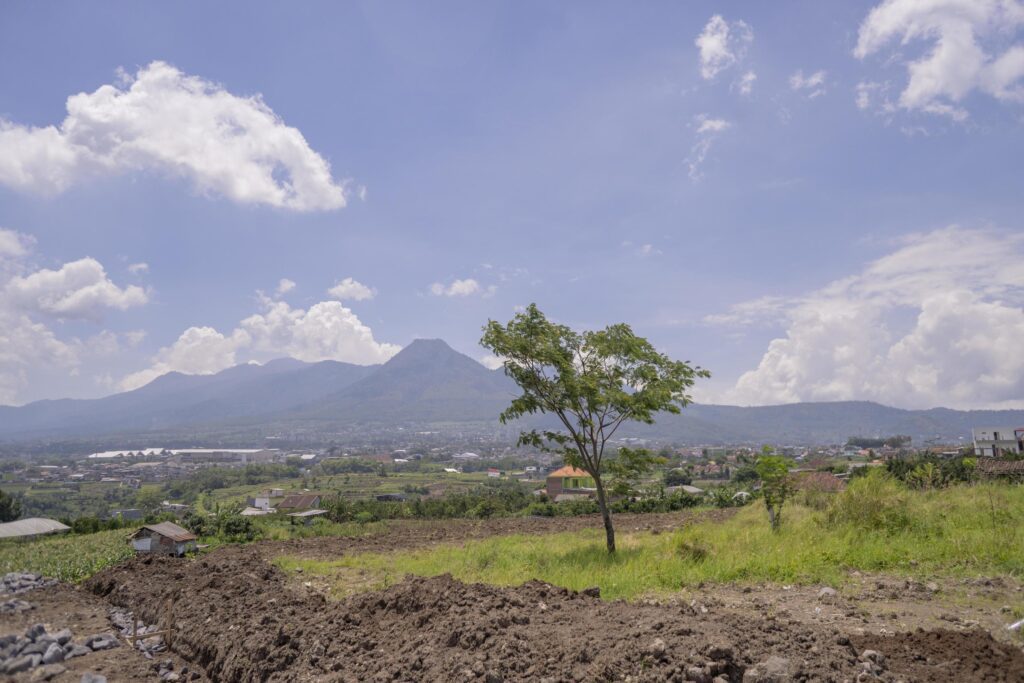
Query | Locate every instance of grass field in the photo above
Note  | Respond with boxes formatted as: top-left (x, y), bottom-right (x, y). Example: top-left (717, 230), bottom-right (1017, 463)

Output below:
top-left (0, 527), bottom-right (135, 583)
top-left (276, 477), bottom-right (1024, 601)
top-left (197, 470), bottom-right (499, 511)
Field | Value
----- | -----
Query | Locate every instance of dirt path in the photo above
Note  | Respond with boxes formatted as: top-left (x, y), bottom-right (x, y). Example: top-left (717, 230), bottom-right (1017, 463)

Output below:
top-left (82, 547), bottom-right (1024, 682)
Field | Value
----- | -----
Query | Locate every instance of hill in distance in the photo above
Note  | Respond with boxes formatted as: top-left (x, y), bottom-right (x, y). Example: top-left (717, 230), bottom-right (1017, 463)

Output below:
top-left (0, 338), bottom-right (1020, 446)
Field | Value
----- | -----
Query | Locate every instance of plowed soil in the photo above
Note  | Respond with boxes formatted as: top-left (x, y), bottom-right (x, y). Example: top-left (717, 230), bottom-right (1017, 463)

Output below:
top-left (84, 546), bottom-right (1024, 682)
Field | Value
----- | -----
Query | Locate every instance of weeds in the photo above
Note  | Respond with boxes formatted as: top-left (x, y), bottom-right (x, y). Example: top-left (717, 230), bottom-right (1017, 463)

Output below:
top-left (278, 480), bottom-right (1024, 600)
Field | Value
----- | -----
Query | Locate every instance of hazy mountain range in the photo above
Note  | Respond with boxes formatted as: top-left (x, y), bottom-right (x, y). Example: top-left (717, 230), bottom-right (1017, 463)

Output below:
top-left (1, 339), bottom-right (1020, 447)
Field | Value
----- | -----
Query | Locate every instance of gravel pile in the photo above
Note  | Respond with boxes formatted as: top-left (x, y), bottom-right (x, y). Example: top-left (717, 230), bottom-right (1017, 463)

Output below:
top-left (0, 598), bottom-right (35, 615)
top-left (1, 572), bottom-right (57, 595)
top-left (0, 623), bottom-right (119, 678)
top-left (110, 607), bottom-right (169, 658)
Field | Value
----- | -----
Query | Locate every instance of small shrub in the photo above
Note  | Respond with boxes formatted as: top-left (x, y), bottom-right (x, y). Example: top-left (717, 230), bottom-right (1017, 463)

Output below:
top-left (523, 502), bottom-right (556, 517)
top-left (674, 533), bottom-right (711, 562)
top-left (825, 469), bottom-right (911, 533)
top-left (354, 510), bottom-right (377, 524)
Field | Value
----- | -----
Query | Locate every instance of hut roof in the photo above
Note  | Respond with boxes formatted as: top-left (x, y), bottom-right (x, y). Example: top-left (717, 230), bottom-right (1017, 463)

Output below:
top-left (0, 518), bottom-right (70, 539)
top-left (135, 521), bottom-right (196, 542)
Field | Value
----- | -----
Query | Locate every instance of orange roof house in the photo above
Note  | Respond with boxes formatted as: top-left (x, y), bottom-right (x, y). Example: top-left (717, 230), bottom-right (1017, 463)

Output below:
top-left (545, 466), bottom-right (596, 501)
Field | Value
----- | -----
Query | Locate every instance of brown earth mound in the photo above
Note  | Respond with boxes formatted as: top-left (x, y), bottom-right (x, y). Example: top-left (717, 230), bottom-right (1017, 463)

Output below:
top-left (853, 629), bottom-right (1024, 682)
top-left (84, 548), bottom-right (1024, 682)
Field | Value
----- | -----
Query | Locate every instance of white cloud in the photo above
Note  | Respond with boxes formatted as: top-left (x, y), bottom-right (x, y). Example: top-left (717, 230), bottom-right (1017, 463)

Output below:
top-left (430, 278), bottom-right (484, 297)
top-left (0, 307), bottom-right (78, 404)
top-left (119, 295), bottom-right (399, 390)
top-left (0, 229), bottom-right (34, 259)
top-left (5, 257), bottom-right (148, 320)
top-left (119, 326), bottom-right (246, 391)
top-left (478, 354), bottom-right (505, 370)
top-left (854, 0), bottom-right (1024, 119)
top-left (622, 241), bottom-right (662, 257)
top-left (734, 70), bottom-right (757, 96)
top-left (789, 69), bottom-right (828, 98)
top-left (687, 115), bottom-right (731, 181)
top-left (276, 278), bottom-right (296, 296)
top-left (696, 15), bottom-right (753, 81)
top-left (240, 298), bottom-right (399, 364)
top-left (127, 262), bottom-right (149, 275)
top-left (0, 61), bottom-right (349, 210)
top-left (327, 277), bottom-right (375, 301)
top-left (716, 227), bottom-right (1024, 409)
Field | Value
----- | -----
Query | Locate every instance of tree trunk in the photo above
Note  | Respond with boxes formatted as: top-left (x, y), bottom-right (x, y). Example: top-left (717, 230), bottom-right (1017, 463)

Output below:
top-left (595, 478), bottom-right (616, 553)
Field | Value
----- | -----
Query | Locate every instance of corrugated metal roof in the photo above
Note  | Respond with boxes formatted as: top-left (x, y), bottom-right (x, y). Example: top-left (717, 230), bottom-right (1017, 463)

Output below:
top-left (137, 521), bottom-right (196, 542)
top-left (0, 517), bottom-right (71, 539)
top-left (287, 509), bottom-right (328, 518)
top-left (277, 494), bottom-right (321, 509)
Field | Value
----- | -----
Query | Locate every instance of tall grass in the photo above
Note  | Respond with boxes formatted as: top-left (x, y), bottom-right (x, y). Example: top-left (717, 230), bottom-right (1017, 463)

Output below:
top-left (0, 528), bottom-right (135, 583)
top-left (277, 475), bottom-right (1024, 600)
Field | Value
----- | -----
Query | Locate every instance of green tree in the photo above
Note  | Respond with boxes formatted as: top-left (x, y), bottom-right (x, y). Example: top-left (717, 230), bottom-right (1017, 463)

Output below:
top-left (0, 489), bottom-right (22, 522)
top-left (481, 304), bottom-right (709, 553)
top-left (755, 448), bottom-right (792, 532)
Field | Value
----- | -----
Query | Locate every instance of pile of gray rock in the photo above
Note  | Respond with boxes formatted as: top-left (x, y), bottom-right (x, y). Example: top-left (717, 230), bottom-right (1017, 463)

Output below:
top-left (109, 608), bottom-right (168, 658)
top-left (0, 623), bottom-right (118, 679)
top-left (1, 573), bottom-right (57, 595)
top-left (0, 598), bottom-right (35, 615)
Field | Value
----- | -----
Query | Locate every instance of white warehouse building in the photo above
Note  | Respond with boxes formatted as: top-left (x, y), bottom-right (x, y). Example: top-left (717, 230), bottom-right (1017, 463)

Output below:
top-left (972, 427), bottom-right (1024, 457)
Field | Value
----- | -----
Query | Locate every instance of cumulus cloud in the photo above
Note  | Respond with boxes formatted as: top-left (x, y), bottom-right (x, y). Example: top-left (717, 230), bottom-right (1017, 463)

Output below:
top-left (119, 326), bottom-right (247, 391)
top-left (275, 278), bottom-right (296, 296)
top-left (119, 295), bottom-right (399, 390)
top-left (128, 262), bottom-right (149, 275)
top-left (430, 278), bottom-right (490, 297)
top-left (854, 0), bottom-right (1024, 119)
top-left (687, 115), bottom-right (731, 181)
top-left (0, 235), bottom-right (145, 403)
top-left (478, 354), bottom-right (505, 370)
top-left (0, 307), bottom-right (79, 404)
top-left (713, 227), bottom-right (1024, 409)
top-left (5, 257), bottom-right (148, 320)
top-left (0, 61), bottom-right (349, 210)
top-left (789, 70), bottom-right (828, 98)
top-left (0, 229), bottom-right (34, 259)
top-left (734, 70), bottom-right (758, 96)
top-left (696, 15), bottom-right (753, 81)
top-left (327, 277), bottom-right (375, 301)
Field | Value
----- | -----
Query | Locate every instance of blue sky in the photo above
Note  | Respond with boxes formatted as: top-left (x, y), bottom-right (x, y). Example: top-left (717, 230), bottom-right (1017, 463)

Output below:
top-left (1, 0), bottom-right (1022, 409)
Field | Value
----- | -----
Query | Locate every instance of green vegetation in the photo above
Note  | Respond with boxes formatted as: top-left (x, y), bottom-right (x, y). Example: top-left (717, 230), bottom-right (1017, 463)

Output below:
top-left (0, 488), bottom-right (21, 522)
top-left (0, 528), bottom-right (135, 583)
top-left (277, 476), bottom-right (1024, 600)
top-left (754, 450), bottom-right (793, 531)
top-left (481, 303), bottom-right (710, 553)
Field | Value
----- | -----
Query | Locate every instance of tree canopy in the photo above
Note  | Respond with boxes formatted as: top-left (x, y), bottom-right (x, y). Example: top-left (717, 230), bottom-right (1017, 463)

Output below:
top-left (481, 303), bottom-right (709, 552)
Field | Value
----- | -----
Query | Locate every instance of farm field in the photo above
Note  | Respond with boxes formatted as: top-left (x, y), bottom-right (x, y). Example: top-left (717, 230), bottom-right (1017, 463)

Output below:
top-left (2, 481), bottom-right (1023, 681)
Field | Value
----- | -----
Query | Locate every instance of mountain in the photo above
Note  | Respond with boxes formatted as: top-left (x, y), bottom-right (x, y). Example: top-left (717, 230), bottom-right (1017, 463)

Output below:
top-left (284, 339), bottom-right (516, 424)
top-left (0, 338), bottom-right (1021, 446)
top-left (0, 357), bottom-right (376, 439)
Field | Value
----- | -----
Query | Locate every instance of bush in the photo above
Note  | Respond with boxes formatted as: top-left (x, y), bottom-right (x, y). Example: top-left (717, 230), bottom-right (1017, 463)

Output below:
top-left (522, 502), bottom-right (556, 517)
top-left (825, 469), bottom-right (911, 533)
top-left (354, 511), bottom-right (377, 524)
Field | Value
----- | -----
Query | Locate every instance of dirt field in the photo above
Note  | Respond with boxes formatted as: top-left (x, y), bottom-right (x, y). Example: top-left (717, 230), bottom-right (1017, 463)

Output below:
top-left (2, 511), bottom-right (1022, 681)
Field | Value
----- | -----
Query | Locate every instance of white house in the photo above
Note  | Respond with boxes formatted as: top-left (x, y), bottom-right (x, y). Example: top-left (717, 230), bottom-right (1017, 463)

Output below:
top-left (973, 427), bottom-right (1024, 457)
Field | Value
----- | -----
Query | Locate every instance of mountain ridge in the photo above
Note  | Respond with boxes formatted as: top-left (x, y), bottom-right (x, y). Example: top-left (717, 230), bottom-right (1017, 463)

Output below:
top-left (0, 339), bottom-right (1020, 445)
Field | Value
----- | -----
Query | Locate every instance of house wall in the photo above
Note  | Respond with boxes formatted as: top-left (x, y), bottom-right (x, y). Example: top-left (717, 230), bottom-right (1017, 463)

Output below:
top-left (973, 427), bottom-right (1024, 456)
